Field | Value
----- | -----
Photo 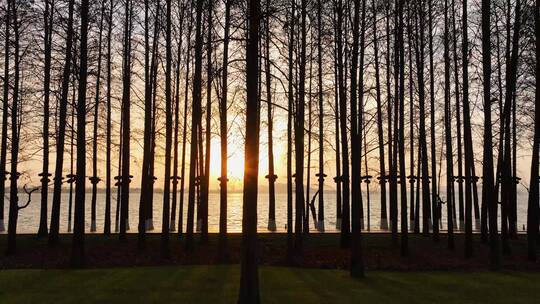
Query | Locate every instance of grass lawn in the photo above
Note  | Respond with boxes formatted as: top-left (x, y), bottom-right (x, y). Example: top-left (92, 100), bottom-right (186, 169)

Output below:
top-left (0, 266), bottom-right (538, 303)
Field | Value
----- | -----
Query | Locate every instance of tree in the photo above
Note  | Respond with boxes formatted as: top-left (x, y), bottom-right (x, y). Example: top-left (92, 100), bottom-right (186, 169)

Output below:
top-left (527, 0), bottom-right (539, 261)
top-left (481, 0), bottom-right (500, 270)
top-left (237, 0), bottom-right (261, 302)
top-left (161, 0), bottom-right (173, 259)
top-left (428, 0), bottom-right (438, 239)
top-left (179, 6), bottom-right (194, 236)
top-left (201, 0), bottom-right (214, 243)
top-left (71, 0), bottom-right (91, 267)
top-left (186, 0), bottom-right (204, 251)
top-left (286, 0), bottom-right (295, 260)
top-left (0, 0), bottom-right (11, 234)
top-left (90, 0), bottom-right (106, 233)
top-left (6, 0), bottom-right (21, 255)
top-left (336, 0), bottom-right (350, 249)
top-left (217, 0), bottom-right (231, 256)
top-left (443, 0), bottom-right (454, 249)
top-left (294, 0), bottom-right (307, 254)
top-left (37, 0), bottom-right (54, 238)
top-left (49, 0), bottom-right (75, 245)
top-left (104, 0), bottom-right (114, 236)
top-left (316, 0), bottom-right (325, 232)
top-left (265, 0), bottom-right (277, 232)
top-left (119, 0), bottom-right (133, 241)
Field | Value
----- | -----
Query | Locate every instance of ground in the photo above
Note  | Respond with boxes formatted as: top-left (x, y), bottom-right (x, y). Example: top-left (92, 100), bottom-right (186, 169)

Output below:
top-left (0, 266), bottom-right (539, 303)
top-left (1, 233), bottom-right (539, 270)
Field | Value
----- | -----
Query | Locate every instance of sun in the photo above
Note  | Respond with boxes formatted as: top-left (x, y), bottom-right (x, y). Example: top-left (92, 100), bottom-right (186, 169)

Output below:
top-left (209, 138), bottom-right (245, 182)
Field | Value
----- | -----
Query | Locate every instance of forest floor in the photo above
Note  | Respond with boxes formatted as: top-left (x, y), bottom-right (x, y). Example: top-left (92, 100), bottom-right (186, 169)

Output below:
top-left (0, 265), bottom-right (539, 303)
top-left (1, 233), bottom-right (540, 271)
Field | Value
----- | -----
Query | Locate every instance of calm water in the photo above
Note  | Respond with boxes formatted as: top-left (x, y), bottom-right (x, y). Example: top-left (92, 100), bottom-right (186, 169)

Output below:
top-left (0, 188), bottom-right (531, 234)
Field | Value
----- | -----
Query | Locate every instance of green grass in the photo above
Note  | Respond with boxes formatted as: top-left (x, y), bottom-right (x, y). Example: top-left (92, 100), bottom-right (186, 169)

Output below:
top-left (0, 266), bottom-right (538, 303)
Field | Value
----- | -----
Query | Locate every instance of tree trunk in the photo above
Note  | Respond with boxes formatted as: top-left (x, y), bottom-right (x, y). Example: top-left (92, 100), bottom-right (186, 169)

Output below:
top-left (527, 0), bottom-right (539, 261)
top-left (179, 8), bottom-right (194, 236)
top-left (237, 0), bottom-right (261, 302)
top-left (104, 0), bottom-right (114, 236)
top-left (38, 0), bottom-right (54, 238)
top-left (286, 0), bottom-right (295, 260)
top-left (218, 0), bottom-right (231, 256)
top-left (90, 1), bottom-right (105, 233)
top-left (427, 0), bottom-right (437, 239)
top-left (6, 0), bottom-right (20, 255)
top-left (0, 0), bottom-right (10, 234)
top-left (481, 0), bottom-right (500, 270)
top-left (161, 0), bottom-right (173, 258)
top-left (71, 0), bottom-right (90, 267)
top-left (443, 0), bottom-right (455, 249)
top-left (186, 0), bottom-right (204, 251)
top-left (316, 0), bottom-right (325, 232)
top-left (294, 0), bottom-right (307, 254)
top-left (49, 0), bottom-right (75, 245)
top-left (265, 0), bottom-right (276, 232)
top-left (119, 0), bottom-right (133, 241)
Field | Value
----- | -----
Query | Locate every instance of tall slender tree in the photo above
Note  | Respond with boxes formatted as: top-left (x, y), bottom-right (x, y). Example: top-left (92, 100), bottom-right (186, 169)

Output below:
top-left (527, 0), bottom-right (539, 262)
top-left (49, 0), bottom-right (75, 245)
top-left (104, 0), bottom-right (114, 236)
top-left (0, 0), bottom-right (10, 234)
top-left (119, 0), bottom-right (133, 240)
top-left (90, 0), bottom-right (106, 233)
top-left (38, 0), bottom-right (54, 238)
top-left (481, 0), bottom-right (500, 270)
top-left (161, 0), bottom-right (173, 258)
top-left (6, 0), bottom-right (21, 255)
top-left (218, 0), bottom-right (231, 255)
top-left (72, 0), bottom-right (91, 267)
top-left (237, 0), bottom-right (261, 301)
top-left (186, 0), bottom-right (204, 251)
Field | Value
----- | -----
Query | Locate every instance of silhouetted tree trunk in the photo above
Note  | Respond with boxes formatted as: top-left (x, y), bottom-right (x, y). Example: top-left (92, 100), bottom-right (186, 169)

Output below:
top-left (500, 0), bottom-right (521, 255)
top-left (316, 0), bottom-right (325, 232)
top-left (396, 0), bottom-right (408, 257)
top-left (450, 0), bottom-right (464, 232)
top-left (265, 0), bottom-right (277, 232)
top-left (218, 0), bottom-right (231, 255)
top-left (286, 0), bottom-right (295, 259)
top-left (104, 0), bottom-right (114, 236)
top-left (294, 0), bottom-right (307, 254)
top-left (6, 0), bottom-right (20, 255)
top-left (186, 0), bottom-right (204, 251)
top-left (138, 0), bottom-right (152, 248)
top-left (384, 0), bottom-right (393, 234)
top-left (336, 0), bottom-right (350, 248)
top-left (332, 3), bottom-right (342, 232)
top-left (481, 0), bottom-right (500, 270)
top-left (71, 0), bottom-right (90, 267)
top-left (350, 0), bottom-right (365, 277)
top-left (201, 0), bottom-right (214, 243)
top-left (38, 0), bottom-right (54, 238)
top-left (145, 2), bottom-right (161, 232)
top-left (0, 0), bottom-right (10, 234)
top-left (49, 0), bottom-right (75, 245)
top-left (237, 0), bottom-right (261, 301)
top-left (119, 0), bottom-right (133, 241)
top-left (413, 0), bottom-right (431, 241)
top-left (428, 0), bottom-right (437, 239)
top-left (90, 1), bottom-right (105, 233)
top-left (171, 3), bottom-right (186, 234)
top-left (527, 0), bottom-right (539, 261)
top-left (462, 0), bottom-right (475, 256)
top-left (179, 8), bottom-right (194, 236)
top-left (161, 0), bottom-right (173, 259)
top-left (443, 0), bottom-right (454, 249)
